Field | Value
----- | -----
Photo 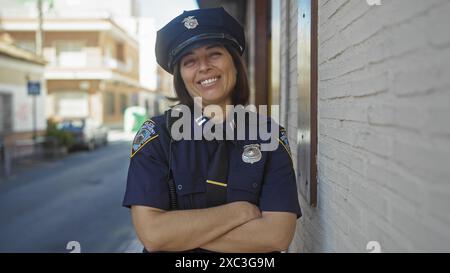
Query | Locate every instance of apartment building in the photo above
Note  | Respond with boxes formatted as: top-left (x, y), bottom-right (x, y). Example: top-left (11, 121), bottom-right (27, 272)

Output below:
top-left (0, 0), bottom-right (162, 128)
top-left (0, 33), bottom-right (46, 165)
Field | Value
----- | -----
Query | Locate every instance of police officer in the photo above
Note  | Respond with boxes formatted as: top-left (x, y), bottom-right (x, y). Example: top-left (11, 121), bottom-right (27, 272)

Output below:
top-left (123, 7), bottom-right (301, 253)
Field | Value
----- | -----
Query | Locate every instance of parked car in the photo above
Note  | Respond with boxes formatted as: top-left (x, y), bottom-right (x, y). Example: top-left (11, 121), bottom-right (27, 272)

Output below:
top-left (57, 118), bottom-right (108, 151)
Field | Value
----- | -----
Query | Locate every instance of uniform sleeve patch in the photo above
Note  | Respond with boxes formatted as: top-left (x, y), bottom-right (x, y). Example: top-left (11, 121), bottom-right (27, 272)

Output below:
top-left (130, 120), bottom-right (158, 158)
top-left (278, 128), bottom-right (292, 156)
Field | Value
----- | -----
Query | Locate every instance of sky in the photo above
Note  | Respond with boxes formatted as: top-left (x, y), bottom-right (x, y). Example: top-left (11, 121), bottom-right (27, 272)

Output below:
top-left (138, 0), bottom-right (198, 29)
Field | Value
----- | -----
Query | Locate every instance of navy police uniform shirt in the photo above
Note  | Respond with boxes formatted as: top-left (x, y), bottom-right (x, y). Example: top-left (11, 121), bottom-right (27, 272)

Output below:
top-left (122, 112), bottom-right (302, 218)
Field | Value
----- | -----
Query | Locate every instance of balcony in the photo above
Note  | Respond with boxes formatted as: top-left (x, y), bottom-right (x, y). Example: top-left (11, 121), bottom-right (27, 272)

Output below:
top-left (47, 52), bottom-right (132, 73)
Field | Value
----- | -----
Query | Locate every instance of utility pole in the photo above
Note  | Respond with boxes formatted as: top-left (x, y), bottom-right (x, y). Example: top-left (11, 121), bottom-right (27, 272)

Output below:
top-left (36, 0), bottom-right (43, 57)
top-left (32, 87), bottom-right (37, 141)
top-left (34, 0), bottom-right (44, 143)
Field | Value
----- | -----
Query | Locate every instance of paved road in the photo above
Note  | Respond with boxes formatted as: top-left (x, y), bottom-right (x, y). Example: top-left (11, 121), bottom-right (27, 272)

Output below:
top-left (0, 141), bottom-right (143, 253)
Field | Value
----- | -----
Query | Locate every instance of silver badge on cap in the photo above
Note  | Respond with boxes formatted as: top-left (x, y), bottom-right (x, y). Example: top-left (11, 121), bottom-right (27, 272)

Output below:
top-left (242, 144), bottom-right (262, 164)
top-left (182, 16), bottom-right (199, 29)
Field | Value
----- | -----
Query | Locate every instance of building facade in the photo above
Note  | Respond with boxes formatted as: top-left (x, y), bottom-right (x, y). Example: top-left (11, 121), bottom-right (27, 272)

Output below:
top-left (198, 0), bottom-right (450, 252)
top-left (2, 17), bottom-right (141, 128)
top-left (0, 33), bottom-right (46, 164)
top-left (0, 0), bottom-right (165, 129)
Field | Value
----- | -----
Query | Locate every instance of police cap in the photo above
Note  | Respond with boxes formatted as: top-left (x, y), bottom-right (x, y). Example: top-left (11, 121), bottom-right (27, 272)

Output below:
top-left (155, 7), bottom-right (245, 74)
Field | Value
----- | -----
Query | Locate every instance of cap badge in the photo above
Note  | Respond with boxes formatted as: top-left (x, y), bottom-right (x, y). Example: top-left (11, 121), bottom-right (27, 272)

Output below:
top-left (182, 16), bottom-right (199, 29)
top-left (242, 144), bottom-right (262, 164)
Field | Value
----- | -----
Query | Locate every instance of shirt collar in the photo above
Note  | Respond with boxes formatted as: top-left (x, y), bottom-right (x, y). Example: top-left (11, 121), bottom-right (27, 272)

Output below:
top-left (192, 112), bottom-right (237, 145)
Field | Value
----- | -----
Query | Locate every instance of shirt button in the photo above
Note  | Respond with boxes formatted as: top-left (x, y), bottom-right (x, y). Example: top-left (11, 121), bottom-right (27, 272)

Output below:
top-left (177, 185), bottom-right (183, 190)
top-left (252, 183), bottom-right (258, 189)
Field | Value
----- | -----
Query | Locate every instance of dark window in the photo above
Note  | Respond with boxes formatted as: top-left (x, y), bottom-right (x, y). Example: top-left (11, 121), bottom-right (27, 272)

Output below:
top-left (105, 92), bottom-right (115, 116)
top-left (0, 93), bottom-right (12, 133)
top-left (145, 99), bottom-right (150, 115)
top-left (116, 43), bottom-right (125, 62)
top-left (120, 94), bottom-right (128, 115)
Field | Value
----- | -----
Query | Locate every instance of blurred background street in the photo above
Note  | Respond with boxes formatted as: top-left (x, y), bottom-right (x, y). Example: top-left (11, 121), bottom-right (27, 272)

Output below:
top-left (0, 134), bottom-right (144, 252)
top-left (0, 0), bottom-right (196, 253)
top-left (1, 0), bottom-right (450, 252)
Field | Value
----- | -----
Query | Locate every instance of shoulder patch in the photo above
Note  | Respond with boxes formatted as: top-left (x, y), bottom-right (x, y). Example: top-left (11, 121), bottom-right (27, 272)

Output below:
top-left (278, 127), bottom-right (292, 157)
top-left (130, 120), bottom-right (159, 158)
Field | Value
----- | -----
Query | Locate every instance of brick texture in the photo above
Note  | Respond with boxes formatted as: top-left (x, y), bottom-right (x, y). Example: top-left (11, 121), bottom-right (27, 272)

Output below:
top-left (281, 0), bottom-right (450, 252)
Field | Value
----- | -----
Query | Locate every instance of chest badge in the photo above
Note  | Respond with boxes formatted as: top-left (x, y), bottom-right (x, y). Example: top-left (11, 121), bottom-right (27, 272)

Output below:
top-left (242, 144), bottom-right (262, 164)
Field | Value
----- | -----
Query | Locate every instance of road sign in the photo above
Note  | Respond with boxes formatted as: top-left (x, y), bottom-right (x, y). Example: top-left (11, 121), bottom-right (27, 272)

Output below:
top-left (27, 81), bottom-right (41, 96)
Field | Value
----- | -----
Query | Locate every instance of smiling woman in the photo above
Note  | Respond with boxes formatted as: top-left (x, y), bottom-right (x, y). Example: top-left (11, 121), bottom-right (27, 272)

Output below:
top-left (179, 45), bottom-right (236, 108)
top-left (123, 7), bottom-right (301, 253)
top-left (172, 44), bottom-right (249, 112)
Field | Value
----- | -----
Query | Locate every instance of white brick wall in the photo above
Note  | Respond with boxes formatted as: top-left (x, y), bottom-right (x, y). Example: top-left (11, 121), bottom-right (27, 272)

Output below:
top-left (283, 0), bottom-right (450, 252)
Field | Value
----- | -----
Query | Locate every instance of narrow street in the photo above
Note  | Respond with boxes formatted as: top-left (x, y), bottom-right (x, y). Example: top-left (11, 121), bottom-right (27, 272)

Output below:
top-left (0, 140), bottom-right (143, 253)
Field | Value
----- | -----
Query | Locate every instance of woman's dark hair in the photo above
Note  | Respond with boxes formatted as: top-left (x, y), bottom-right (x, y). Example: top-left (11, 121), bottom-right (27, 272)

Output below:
top-left (172, 45), bottom-right (250, 108)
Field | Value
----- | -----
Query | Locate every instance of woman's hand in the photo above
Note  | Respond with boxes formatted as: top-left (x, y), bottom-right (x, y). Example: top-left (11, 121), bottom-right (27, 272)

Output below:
top-left (231, 201), bottom-right (262, 223)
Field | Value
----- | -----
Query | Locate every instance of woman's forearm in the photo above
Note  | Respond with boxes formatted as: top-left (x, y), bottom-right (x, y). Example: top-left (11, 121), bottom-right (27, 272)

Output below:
top-left (132, 201), bottom-right (260, 252)
top-left (199, 212), bottom-right (297, 253)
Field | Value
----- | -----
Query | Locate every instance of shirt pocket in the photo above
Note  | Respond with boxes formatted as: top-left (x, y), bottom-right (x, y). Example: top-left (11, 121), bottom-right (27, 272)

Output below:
top-left (173, 171), bottom-right (206, 210)
top-left (227, 163), bottom-right (265, 205)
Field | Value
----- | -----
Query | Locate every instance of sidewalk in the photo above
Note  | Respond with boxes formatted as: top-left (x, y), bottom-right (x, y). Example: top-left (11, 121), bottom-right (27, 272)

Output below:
top-left (0, 130), bottom-right (135, 181)
top-left (121, 238), bottom-right (144, 253)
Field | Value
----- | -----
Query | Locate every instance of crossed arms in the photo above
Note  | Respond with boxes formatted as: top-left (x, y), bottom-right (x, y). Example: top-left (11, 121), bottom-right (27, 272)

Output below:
top-left (131, 202), bottom-right (297, 253)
